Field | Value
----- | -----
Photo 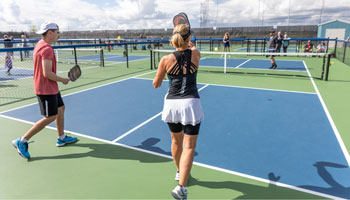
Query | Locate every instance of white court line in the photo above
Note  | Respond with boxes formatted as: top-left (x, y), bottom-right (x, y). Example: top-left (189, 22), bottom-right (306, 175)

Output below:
top-left (133, 77), bottom-right (316, 95)
top-left (111, 84), bottom-right (209, 143)
top-left (0, 70), bottom-right (156, 114)
top-left (112, 112), bottom-right (162, 143)
top-left (0, 112), bottom-right (343, 200)
top-left (303, 60), bottom-right (350, 167)
top-left (235, 59), bottom-right (251, 68)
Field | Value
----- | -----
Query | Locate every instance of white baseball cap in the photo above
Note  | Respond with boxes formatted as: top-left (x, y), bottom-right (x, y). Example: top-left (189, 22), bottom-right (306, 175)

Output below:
top-left (36, 21), bottom-right (59, 34)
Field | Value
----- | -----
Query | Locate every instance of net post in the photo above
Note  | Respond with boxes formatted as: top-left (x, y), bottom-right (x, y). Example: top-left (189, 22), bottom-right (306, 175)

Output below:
top-left (224, 53), bottom-right (227, 73)
top-left (209, 37), bottom-right (213, 51)
top-left (100, 48), bottom-right (105, 67)
top-left (20, 50), bottom-right (23, 62)
top-left (254, 39), bottom-right (258, 52)
top-left (153, 51), bottom-right (156, 69)
top-left (150, 49), bottom-right (153, 70)
top-left (73, 47), bottom-right (78, 65)
top-left (94, 39), bottom-right (97, 53)
top-left (325, 53), bottom-right (332, 81)
top-left (321, 54), bottom-right (326, 80)
top-left (157, 42), bottom-right (160, 61)
top-left (55, 49), bottom-right (59, 63)
top-left (247, 38), bottom-right (250, 52)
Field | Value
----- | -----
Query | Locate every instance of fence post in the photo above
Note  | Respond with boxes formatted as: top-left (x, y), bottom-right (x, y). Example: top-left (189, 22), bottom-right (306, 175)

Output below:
top-left (343, 41), bottom-right (347, 63)
top-left (333, 37), bottom-right (338, 58)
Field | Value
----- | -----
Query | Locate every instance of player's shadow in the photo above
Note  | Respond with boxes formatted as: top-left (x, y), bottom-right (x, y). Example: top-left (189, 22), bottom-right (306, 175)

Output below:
top-left (29, 138), bottom-right (171, 163)
top-left (30, 137), bottom-right (197, 163)
top-left (187, 172), bottom-right (313, 199)
top-left (135, 137), bottom-right (172, 156)
top-left (299, 161), bottom-right (350, 199)
top-left (134, 137), bottom-right (198, 157)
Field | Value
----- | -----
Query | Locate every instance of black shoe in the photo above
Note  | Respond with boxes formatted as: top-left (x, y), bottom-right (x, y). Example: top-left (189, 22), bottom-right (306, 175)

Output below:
top-left (269, 65), bottom-right (274, 69)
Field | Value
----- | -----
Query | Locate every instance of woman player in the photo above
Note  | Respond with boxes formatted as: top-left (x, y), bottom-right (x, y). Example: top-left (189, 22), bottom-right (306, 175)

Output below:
top-left (153, 23), bottom-right (203, 199)
top-left (222, 32), bottom-right (231, 57)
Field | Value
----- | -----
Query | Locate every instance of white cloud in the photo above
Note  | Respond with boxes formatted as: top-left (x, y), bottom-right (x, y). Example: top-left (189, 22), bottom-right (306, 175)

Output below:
top-left (0, 0), bottom-right (348, 32)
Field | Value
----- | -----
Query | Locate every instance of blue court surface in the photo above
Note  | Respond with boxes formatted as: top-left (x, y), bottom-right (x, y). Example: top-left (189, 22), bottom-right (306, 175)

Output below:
top-left (0, 67), bottom-right (33, 82)
top-left (200, 58), bottom-right (306, 71)
top-left (62, 54), bottom-right (148, 63)
top-left (1, 78), bottom-right (349, 199)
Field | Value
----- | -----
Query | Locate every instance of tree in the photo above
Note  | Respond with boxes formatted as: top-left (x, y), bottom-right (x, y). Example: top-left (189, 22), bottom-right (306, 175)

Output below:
top-left (28, 25), bottom-right (38, 33)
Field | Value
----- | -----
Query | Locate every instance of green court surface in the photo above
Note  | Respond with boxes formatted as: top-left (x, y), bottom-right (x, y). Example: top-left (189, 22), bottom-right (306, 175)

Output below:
top-left (1, 48), bottom-right (350, 199)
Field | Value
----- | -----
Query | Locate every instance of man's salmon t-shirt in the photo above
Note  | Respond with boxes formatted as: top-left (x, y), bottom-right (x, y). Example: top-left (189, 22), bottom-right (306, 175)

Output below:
top-left (33, 40), bottom-right (58, 95)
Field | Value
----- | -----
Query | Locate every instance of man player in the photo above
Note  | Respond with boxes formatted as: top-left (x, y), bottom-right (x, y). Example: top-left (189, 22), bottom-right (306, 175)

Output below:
top-left (268, 30), bottom-right (278, 69)
top-left (12, 22), bottom-right (78, 159)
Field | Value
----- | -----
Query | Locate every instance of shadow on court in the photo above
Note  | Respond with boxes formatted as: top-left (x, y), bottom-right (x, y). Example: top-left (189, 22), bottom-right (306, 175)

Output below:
top-left (134, 137), bottom-right (198, 157)
top-left (299, 161), bottom-right (350, 199)
top-left (29, 142), bottom-right (170, 163)
top-left (187, 173), bottom-right (321, 199)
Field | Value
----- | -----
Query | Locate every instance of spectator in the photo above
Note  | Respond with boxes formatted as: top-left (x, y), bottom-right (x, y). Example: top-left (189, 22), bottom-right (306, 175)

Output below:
top-left (303, 40), bottom-right (314, 53)
top-left (282, 33), bottom-right (290, 54)
top-left (21, 34), bottom-right (30, 58)
top-left (3, 35), bottom-right (13, 75)
top-left (9, 36), bottom-right (15, 59)
top-left (317, 42), bottom-right (327, 53)
top-left (276, 31), bottom-right (283, 53)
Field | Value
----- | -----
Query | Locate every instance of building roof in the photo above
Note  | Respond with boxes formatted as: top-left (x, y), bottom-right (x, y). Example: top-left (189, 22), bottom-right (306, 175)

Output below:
top-left (318, 19), bottom-right (350, 26)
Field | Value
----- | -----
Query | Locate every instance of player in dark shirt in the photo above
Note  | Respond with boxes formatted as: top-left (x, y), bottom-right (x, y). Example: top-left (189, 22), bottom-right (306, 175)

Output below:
top-left (268, 30), bottom-right (278, 69)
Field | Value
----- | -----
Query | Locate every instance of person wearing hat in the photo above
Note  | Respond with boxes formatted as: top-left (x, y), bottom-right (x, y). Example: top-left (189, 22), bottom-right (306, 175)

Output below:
top-left (267, 30), bottom-right (278, 69)
top-left (12, 22), bottom-right (78, 159)
top-left (303, 40), bottom-right (314, 53)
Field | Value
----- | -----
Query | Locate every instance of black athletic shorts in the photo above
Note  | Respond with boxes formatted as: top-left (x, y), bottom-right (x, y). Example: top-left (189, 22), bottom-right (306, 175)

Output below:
top-left (267, 49), bottom-right (276, 57)
top-left (36, 92), bottom-right (64, 117)
top-left (167, 122), bottom-right (201, 135)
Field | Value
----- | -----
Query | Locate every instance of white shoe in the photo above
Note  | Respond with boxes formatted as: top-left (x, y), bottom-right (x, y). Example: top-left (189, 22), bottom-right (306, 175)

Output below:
top-left (171, 185), bottom-right (187, 200)
top-left (175, 171), bottom-right (179, 181)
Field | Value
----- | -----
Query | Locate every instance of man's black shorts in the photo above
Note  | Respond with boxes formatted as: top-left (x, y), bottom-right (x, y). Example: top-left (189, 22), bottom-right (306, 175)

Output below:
top-left (37, 92), bottom-right (64, 117)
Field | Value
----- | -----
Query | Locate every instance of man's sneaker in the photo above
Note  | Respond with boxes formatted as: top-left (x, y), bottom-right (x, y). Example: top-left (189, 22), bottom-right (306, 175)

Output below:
top-left (171, 185), bottom-right (187, 200)
top-left (56, 135), bottom-right (78, 147)
top-left (175, 171), bottom-right (180, 181)
top-left (12, 138), bottom-right (30, 159)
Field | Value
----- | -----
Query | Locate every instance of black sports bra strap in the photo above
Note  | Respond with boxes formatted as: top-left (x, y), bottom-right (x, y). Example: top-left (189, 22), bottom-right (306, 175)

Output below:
top-left (173, 49), bottom-right (192, 75)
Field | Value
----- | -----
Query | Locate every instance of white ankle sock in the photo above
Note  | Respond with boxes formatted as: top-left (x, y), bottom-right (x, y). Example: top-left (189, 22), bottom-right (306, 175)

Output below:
top-left (58, 135), bottom-right (66, 140)
top-left (20, 138), bottom-right (28, 143)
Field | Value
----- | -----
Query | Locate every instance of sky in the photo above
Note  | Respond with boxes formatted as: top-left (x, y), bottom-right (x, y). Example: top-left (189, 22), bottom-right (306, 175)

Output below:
top-left (0, 0), bottom-right (349, 32)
